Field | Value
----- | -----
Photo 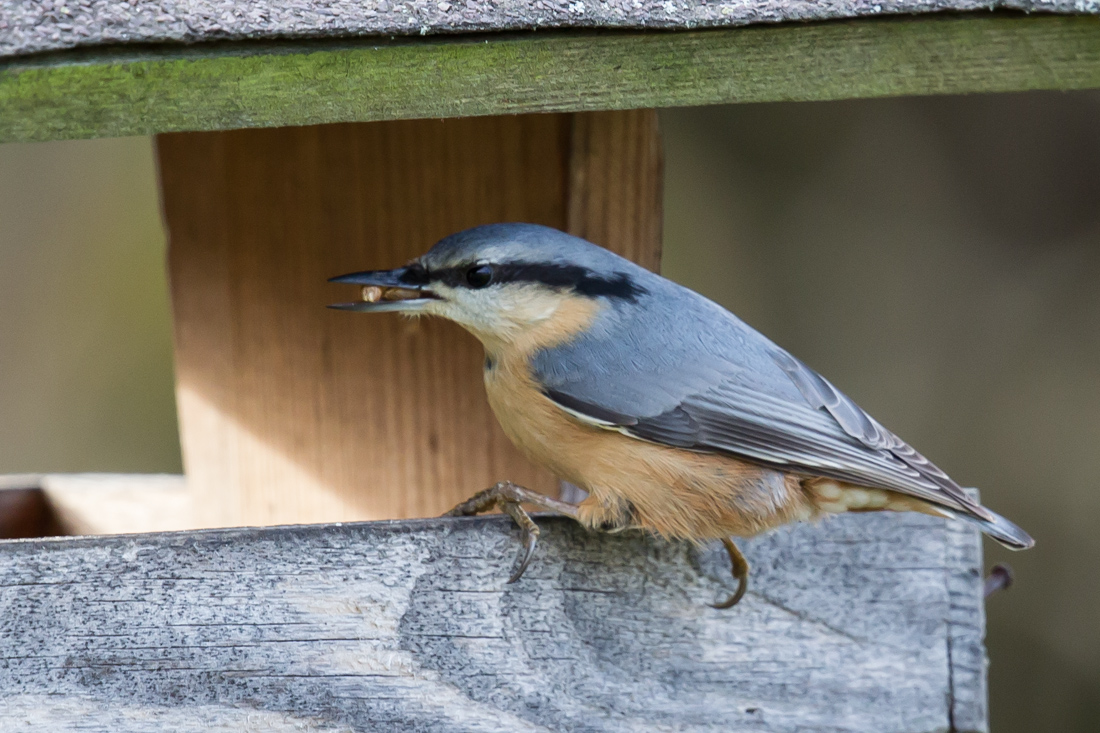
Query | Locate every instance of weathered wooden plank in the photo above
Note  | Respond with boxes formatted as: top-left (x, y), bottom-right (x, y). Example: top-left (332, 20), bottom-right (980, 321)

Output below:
top-left (0, 0), bottom-right (1092, 58)
top-left (946, 513), bottom-right (987, 733)
top-left (157, 111), bottom-right (661, 529)
top-left (3, 15), bottom-right (1100, 144)
top-left (0, 511), bottom-right (986, 732)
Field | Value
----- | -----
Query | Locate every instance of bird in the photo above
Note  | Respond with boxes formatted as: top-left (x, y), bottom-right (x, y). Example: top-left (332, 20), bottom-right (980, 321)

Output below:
top-left (330, 223), bottom-right (1034, 607)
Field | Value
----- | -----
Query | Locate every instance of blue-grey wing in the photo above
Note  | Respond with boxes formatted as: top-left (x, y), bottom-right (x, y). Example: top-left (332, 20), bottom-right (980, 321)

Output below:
top-left (531, 286), bottom-right (990, 520)
top-left (766, 349), bottom-right (987, 517)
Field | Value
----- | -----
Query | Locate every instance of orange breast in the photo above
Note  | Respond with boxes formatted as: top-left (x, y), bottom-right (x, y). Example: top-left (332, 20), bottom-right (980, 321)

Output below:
top-left (483, 351), bottom-right (816, 541)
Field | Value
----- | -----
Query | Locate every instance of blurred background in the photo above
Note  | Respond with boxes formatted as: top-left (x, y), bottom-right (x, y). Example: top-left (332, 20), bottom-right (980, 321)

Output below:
top-left (1, 92), bottom-right (1098, 730)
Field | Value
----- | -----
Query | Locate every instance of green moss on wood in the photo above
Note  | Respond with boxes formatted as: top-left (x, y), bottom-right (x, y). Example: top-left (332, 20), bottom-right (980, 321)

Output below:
top-left (2, 14), bottom-right (1099, 143)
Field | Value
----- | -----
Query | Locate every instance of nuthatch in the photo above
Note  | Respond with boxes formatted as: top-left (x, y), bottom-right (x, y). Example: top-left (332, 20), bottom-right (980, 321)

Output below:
top-left (331, 223), bottom-right (1034, 607)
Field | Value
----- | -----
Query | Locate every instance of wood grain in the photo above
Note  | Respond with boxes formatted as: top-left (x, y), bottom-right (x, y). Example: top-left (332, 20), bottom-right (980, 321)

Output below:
top-left (4, 16), bottom-right (1100, 144)
top-left (0, 511), bottom-right (988, 732)
top-left (157, 112), bottom-right (662, 528)
top-left (568, 110), bottom-right (663, 272)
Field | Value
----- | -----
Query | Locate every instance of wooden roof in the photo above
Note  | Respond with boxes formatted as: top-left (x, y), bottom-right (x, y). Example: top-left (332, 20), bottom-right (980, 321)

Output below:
top-left (1, 1), bottom-right (1093, 58)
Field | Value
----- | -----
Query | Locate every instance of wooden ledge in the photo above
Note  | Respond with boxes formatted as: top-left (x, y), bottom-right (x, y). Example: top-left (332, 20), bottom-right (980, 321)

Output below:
top-left (0, 511), bottom-right (986, 731)
top-left (0, 475), bottom-right (194, 539)
top-left (2, 14), bottom-right (1099, 143)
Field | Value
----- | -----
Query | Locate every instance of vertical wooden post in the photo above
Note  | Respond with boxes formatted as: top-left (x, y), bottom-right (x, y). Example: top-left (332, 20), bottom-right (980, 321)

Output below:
top-left (568, 111), bottom-right (663, 270)
top-left (157, 111), bottom-right (661, 528)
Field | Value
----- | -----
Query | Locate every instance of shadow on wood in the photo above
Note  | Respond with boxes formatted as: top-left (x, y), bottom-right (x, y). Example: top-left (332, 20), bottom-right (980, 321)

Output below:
top-left (0, 486), bottom-right (64, 540)
top-left (0, 511), bottom-right (986, 732)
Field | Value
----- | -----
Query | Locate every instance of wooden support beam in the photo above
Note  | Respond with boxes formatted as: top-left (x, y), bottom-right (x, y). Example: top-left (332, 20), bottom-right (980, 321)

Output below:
top-left (567, 111), bottom-right (663, 269)
top-left (0, 511), bottom-right (987, 731)
top-left (157, 111), bottom-right (661, 528)
top-left (3, 15), bottom-right (1099, 143)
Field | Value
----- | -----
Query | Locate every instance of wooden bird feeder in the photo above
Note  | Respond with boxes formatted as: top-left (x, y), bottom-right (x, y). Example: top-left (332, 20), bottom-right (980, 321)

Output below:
top-left (2, 2), bottom-right (1098, 730)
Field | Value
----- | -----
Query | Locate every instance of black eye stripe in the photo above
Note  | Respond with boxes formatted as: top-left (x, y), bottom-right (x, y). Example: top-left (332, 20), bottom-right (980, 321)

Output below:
top-left (427, 262), bottom-right (646, 301)
top-left (398, 262), bottom-right (431, 286)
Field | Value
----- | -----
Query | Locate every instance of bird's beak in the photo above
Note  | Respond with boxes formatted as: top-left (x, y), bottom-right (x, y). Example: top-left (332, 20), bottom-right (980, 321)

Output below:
top-left (327, 266), bottom-right (438, 313)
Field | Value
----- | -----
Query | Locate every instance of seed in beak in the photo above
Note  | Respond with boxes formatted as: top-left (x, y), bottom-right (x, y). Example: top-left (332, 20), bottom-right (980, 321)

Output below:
top-left (361, 286), bottom-right (383, 303)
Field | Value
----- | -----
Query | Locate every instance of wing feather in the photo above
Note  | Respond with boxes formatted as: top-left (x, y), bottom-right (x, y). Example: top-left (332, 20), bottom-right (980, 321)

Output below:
top-left (767, 349), bottom-right (990, 519)
top-left (530, 279), bottom-right (990, 521)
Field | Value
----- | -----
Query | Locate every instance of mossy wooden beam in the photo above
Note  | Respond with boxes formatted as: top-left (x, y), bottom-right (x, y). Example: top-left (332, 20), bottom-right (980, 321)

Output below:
top-left (2, 14), bottom-right (1099, 143)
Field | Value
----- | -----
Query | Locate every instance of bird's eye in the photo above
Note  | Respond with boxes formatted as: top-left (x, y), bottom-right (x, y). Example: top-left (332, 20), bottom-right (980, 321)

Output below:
top-left (466, 264), bottom-right (493, 288)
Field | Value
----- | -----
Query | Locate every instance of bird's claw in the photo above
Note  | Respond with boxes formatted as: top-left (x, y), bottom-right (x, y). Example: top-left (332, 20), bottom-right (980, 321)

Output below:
top-left (503, 501), bottom-right (540, 583)
top-left (445, 481), bottom-right (548, 584)
top-left (710, 537), bottom-right (749, 609)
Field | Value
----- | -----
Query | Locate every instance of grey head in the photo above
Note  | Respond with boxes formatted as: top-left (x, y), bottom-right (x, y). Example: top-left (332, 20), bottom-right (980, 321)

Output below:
top-left (331, 224), bottom-right (654, 299)
top-left (421, 223), bottom-right (648, 281)
top-left (328, 223), bottom-right (661, 332)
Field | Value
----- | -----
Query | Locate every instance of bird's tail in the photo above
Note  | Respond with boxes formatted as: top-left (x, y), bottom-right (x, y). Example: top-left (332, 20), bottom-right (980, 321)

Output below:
top-left (946, 505), bottom-right (1035, 550)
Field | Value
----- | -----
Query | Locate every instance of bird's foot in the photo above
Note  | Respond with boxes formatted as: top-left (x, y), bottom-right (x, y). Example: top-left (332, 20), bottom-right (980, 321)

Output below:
top-left (710, 537), bottom-right (749, 609)
top-left (445, 481), bottom-right (578, 584)
top-left (983, 563), bottom-right (1014, 598)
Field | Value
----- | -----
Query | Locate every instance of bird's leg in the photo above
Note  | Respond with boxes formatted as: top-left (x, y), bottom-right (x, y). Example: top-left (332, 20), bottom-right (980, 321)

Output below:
top-left (448, 484), bottom-right (750, 608)
top-left (445, 481), bottom-right (579, 583)
top-left (710, 537), bottom-right (750, 609)
top-left (446, 481), bottom-right (580, 519)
